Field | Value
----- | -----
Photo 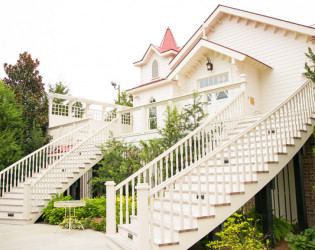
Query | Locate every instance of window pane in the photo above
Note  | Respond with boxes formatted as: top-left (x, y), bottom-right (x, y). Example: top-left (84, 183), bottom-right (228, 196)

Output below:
top-left (213, 76), bottom-right (218, 85)
top-left (200, 80), bottom-right (204, 88)
top-left (216, 91), bottom-right (228, 100)
top-left (209, 77), bottom-right (213, 86)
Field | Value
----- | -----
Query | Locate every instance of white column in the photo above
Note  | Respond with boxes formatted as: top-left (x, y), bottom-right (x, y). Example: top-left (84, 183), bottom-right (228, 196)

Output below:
top-left (23, 183), bottom-right (31, 220)
top-left (48, 97), bottom-right (53, 127)
top-left (136, 183), bottom-right (150, 250)
top-left (106, 181), bottom-right (116, 235)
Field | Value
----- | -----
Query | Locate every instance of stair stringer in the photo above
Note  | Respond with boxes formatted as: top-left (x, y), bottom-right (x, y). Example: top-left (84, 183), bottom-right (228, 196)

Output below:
top-left (155, 121), bottom-right (314, 250)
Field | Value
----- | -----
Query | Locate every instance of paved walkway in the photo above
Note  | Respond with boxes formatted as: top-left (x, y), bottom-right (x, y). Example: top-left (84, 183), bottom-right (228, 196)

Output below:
top-left (0, 223), bottom-right (109, 250)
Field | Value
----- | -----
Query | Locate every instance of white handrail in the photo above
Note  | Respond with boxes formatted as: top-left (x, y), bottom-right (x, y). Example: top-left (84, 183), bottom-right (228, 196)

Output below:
top-left (29, 117), bottom-right (121, 209)
top-left (0, 121), bottom-right (91, 196)
top-left (147, 79), bottom-right (314, 244)
top-left (115, 88), bottom-right (246, 190)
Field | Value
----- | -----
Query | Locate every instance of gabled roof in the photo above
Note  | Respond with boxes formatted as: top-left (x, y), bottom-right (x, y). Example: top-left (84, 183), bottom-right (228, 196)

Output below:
top-left (134, 27), bottom-right (180, 66)
top-left (128, 39), bottom-right (271, 93)
top-left (169, 5), bottom-right (315, 69)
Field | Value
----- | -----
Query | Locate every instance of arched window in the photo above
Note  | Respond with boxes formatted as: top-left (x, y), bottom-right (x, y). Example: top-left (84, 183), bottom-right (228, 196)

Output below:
top-left (152, 59), bottom-right (159, 79)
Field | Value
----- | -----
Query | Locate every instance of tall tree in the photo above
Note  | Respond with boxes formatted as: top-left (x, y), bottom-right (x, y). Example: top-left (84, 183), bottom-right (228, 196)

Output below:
top-left (4, 52), bottom-right (49, 153)
top-left (0, 81), bottom-right (24, 170)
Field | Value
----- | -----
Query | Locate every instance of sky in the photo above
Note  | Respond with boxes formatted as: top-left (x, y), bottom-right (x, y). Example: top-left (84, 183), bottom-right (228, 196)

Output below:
top-left (0, 0), bottom-right (314, 103)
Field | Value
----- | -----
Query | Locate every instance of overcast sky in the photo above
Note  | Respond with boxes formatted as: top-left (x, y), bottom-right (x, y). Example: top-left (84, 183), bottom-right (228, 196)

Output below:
top-left (0, 0), bottom-right (314, 103)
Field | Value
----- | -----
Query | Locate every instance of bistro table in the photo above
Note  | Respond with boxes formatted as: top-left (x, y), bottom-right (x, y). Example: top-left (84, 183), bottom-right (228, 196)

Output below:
top-left (54, 200), bottom-right (86, 233)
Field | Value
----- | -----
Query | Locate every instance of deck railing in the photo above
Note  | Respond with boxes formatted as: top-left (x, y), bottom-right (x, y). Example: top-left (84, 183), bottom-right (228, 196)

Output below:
top-left (29, 117), bottom-right (121, 210)
top-left (144, 79), bottom-right (315, 245)
top-left (0, 122), bottom-right (92, 196)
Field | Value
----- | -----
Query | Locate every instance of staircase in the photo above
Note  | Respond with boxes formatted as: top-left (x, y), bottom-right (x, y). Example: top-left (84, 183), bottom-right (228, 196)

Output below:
top-left (104, 79), bottom-right (315, 250)
top-left (0, 118), bottom-right (121, 224)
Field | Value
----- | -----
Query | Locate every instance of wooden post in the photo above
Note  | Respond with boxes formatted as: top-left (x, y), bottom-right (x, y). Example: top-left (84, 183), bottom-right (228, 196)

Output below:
top-left (23, 183), bottom-right (31, 220)
top-left (105, 181), bottom-right (116, 235)
top-left (293, 149), bottom-right (308, 231)
top-left (136, 183), bottom-right (149, 250)
top-left (255, 181), bottom-right (274, 248)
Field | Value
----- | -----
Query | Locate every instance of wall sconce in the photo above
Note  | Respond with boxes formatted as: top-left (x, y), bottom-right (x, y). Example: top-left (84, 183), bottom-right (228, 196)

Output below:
top-left (206, 57), bottom-right (213, 71)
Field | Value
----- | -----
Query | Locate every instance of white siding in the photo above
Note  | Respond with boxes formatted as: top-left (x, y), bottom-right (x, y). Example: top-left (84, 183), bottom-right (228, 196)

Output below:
top-left (140, 53), bottom-right (173, 84)
top-left (208, 15), bottom-right (314, 112)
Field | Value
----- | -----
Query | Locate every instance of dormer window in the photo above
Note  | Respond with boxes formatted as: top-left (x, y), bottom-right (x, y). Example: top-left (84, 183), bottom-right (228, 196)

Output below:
top-left (152, 60), bottom-right (159, 79)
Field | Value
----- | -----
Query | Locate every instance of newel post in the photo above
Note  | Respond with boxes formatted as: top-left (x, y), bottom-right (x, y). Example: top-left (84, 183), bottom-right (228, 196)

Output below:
top-left (23, 183), bottom-right (31, 220)
top-left (136, 183), bottom-right (150, 250)
top-left (106, 181), bottom-right (116, 235)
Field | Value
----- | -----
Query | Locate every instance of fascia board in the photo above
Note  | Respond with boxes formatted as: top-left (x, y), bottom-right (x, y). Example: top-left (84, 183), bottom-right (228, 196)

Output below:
top-left (222, 7), bottom-right (315, 36)
top-left (168, 39), bottom-right (245, 80)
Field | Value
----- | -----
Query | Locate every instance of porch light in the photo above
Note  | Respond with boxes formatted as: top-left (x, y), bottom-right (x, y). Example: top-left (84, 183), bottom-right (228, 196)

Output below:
top-left (206, 57), bottom-right (213, 71)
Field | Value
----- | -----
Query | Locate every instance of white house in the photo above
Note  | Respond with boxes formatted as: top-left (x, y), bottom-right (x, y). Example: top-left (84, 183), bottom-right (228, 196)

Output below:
top-left (0, 5), bottom-right (314, 250)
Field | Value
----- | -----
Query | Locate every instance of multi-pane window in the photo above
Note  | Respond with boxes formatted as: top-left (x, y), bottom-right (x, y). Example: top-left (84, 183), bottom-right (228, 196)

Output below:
top-left (152, 59), bottom-right (159, 79)
top-left (199, 73), bottom-right (229, 89)
top-left (148, 97), bottom-right (157, 130)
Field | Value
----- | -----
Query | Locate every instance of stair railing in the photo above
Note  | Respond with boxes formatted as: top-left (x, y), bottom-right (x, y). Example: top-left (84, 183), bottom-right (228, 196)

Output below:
top-left (29, 117), bottom-right (121, 210)
top-left (0, 122), bottom-right (92, 196)
top-left (146, 79), bottom-right (314, 245)
top-left (106, 87), bottom-right (246, 233)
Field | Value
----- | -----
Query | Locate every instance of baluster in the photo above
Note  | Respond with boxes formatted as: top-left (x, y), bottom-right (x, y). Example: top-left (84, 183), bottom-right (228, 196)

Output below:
top-left (198, 132), bottom-right (201, 160)
top-left (180, 144), bottom-right (183, 171)
top-left (188, 172), bottom-right (193, 228)
top-left (277, 110), bottom-right (284, 153)
top-left (264, 120), bottom-right (270, 162)
top-left (176, 147), bottom-right (179, 174)
top-left (132, 179), bottom-right (135, 216)
top-left (213, 156), bottom-right (218, 204)
top-left (194, 135), bottom-right (197, 163)
top-left (201, 129), bottom-right (205, 157)
top-left (179, 177), bottom-right (184, 229)
top-left (241, 137), bottom-right (246, 184)
top-left (120, 188), bottom-right (123, 225)
top-left (185, 141), bottom-right (188, 168)
top-left (165, 155), bottom-right (169, 180)
top-left (228, 145), bottom-right (232, 194)
top-left (171, 152), bottom-right (174, 177)
top-left (197, 167), bottom-right (202, 216)
top-left (149, 166), bottom-right (152, 188)
top-left (189, 138), bottom-right (193, 165)
top-left (221, 151), bottom-right (226, 204)
top-left (126, 184), bottom-right (129, 224)
top-left (205, 159), bottom-right (210, 214)
top-left (160, 190), bottom-right (165, 244)
top-left (247, 132), bottom-right (253, 182)
top-left (149, 196), bottom-right (154, 249)
top-left (269, 118), bottom-right (275, 162)
top-left (169, 183), bottom-right (174, 242)
top-left (154, 163), bottom-right (157, 186)
top-left (160, 159), bottom-right (163, 184)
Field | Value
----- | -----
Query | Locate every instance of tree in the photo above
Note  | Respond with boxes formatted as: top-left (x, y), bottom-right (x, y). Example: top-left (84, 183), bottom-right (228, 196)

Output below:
top-left (0, 81), bottom-right (24, 170)
top-left (305, 47), bottom-right (315, 83)
top-left (92, 138), bottom-right (142, 196)
top-left (115, 91), bottom-right (133, 107)
top-left (48, 81), bottom-right (70, 104)
top-left (159, 104), bottom-right (185, 149)
top-left (182, 90), bottom-right (207, 131)
top-left (4, 52), bottom-right (49, 153)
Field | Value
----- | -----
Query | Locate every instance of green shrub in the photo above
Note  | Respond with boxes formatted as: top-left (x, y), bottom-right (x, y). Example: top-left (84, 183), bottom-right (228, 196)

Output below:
top-left (285, 226), bottom-right (315, 249)
top-left (207, 213), bottom-right (269, 250)
top-left (245, 207), bottom-right (294, 242)
top-left (42, 194), bottom-right (72, 225)
top-left (42, 194), bottom-right (136, 232)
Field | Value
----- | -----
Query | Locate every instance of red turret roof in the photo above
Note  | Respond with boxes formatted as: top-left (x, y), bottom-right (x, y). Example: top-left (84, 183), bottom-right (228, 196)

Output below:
top-left (156, 27), bottom-right (180, 53)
